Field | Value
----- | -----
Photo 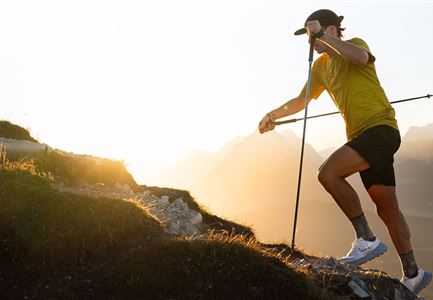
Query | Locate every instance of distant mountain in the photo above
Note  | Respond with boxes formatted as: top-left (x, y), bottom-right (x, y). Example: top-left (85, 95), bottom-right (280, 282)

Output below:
top-left (280, 129), bottom-right (324, 166)
top-left (397, 124), bottom-right (433, 161)
top-left (402, 123), bottom-right (433, 143)
top-left (214, 136), bottom-right (244, 161)
top-left (395, 159), bottom-right (433, 218)
top-left (148, 137), bottom-right (245, 190)
top-left (392, 123), bottom-right (433, 217)
top-left (148, 149), bottom-right (219, 190)
top-left (191, 129), bottom-right (331, 220)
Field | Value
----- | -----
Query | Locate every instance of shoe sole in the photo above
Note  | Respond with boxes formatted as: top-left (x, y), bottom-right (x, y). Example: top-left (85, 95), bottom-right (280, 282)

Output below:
top-left (339, 242), bottom-right (388, 265)
top-left (414, 271), bottom-right (432, 295)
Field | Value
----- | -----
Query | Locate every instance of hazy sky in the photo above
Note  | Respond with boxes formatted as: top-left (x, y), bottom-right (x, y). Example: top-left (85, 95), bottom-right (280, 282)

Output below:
top-left (1, 0), bottom-right (432, 185)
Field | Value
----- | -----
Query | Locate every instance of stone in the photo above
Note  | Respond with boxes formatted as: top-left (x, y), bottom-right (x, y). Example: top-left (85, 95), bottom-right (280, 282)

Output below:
top-left (51, 183), bottom-right (204, 237)
top-left (312, 256), bottom-right (351, 273)
top-left (159, 195), bottom-right (170, 206)
top-left (394, 288), bottom-right (404, 300)
top-left (138, 193), bottom-right (160, 206)
top-left (113, 183), bottom-right (133, 196)
top-left (0, 137), bottom-right (52, 155)
top-left (347, 280), bottom-right (370, 298)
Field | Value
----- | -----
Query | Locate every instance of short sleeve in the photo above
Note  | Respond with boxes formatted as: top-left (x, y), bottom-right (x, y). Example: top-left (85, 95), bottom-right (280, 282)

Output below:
top-left (300, 59), bottom-right (325, 101)
top-left (349, 37), bottom-right (376, 64)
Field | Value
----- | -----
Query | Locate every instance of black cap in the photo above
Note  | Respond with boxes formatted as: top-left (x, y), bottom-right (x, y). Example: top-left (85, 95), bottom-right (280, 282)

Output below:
top-left (294, 9), bottom-right (344, 36)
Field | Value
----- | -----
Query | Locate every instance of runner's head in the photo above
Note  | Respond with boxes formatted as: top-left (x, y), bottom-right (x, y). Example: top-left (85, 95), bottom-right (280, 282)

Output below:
top-left (294, 9), bottom-right (345, 38)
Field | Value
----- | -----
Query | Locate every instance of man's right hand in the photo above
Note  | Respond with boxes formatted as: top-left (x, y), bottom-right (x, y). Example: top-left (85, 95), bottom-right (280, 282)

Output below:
top-left (258, 114), bottom-right (276, 134)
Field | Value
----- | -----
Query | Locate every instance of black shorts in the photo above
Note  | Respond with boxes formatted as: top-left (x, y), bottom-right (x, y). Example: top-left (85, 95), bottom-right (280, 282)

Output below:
top-left (345, 125), bottom-right (401, 190)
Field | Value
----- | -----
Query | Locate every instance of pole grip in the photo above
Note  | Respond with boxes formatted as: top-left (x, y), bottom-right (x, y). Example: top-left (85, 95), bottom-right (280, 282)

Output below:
top-left (274, 118), bottom-right (298, 125)
top-left (309, 37), bottom-right (316, 62)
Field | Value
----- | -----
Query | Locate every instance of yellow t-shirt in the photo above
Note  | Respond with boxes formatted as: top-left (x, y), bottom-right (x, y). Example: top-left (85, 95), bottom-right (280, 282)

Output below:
top-left (301, 37), bottom-right (398, 140)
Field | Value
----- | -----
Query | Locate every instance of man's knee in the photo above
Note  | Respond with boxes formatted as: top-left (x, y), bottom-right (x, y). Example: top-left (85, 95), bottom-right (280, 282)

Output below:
top-left (317, 158), bottom-right (351, 187)
top-left (318, 165), bottom-right (335, 187)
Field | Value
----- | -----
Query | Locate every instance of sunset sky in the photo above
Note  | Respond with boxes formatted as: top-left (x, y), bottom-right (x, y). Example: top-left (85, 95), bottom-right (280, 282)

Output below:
top-left (1, 0), bottom-right (432, 185)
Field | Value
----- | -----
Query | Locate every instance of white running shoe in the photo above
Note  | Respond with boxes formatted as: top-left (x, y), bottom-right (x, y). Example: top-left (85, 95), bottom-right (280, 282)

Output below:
top-left (338, 237), bottom-right (388, 265)
top-left (401, 268), bottom-right (432, 295)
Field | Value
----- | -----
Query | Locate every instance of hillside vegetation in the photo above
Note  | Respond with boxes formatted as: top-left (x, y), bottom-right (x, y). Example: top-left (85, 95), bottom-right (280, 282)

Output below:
top-left (0, 121), bottom-right (137, 187)
top-left (0, 159), bottom-right (339, 299)
top-left (0, 120), bottom-right (38, 142)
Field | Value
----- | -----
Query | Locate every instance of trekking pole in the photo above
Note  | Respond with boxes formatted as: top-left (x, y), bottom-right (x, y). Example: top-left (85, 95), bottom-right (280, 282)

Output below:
top-left (273, 94), bottom-right (432, 126)
top-left (291, 37), bottom-right (316, 250)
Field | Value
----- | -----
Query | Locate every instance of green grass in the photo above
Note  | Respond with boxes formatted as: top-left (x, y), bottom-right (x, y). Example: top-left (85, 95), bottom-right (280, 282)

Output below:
top-left (0, 120), bottom-right (38, 142)
top-left (36, 149), bottom-right (138, 187)
top-left (0, 161), bottom-right (340, 299)
top-left (1, 121), bottom-right (137, 187)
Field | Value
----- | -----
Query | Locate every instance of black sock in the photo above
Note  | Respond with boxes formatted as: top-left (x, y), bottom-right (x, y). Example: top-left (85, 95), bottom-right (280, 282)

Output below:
top-left (349, 213), bottom-right (376, 241)
top-left (399, 250), bottom-right (418, 278)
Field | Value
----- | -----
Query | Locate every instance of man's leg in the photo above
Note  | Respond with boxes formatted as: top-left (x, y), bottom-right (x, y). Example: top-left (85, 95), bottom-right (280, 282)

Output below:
top-left (367, 185), bottom-right (417, 277)
top-left (368, 184), bottom-right (432, 293)
top-left (318, 145), bottom-right (369, 218)
top-left (318, 145), bottom-right (389, 265)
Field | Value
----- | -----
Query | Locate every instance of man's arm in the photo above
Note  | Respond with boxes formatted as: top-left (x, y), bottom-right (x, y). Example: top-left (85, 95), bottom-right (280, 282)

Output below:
top-left (268, 93), bottom-right (308, 119)
top-left (318, 34), bottom-right (370, 65)
top-left (258, 93), bottom-right (309, 134)
top-left (306, 20), bottom-right (370, 66)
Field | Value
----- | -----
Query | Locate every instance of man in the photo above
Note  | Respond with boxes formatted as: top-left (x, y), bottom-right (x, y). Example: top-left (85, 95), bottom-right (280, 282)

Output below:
top-left (258, 9), bottom-right (431, 295)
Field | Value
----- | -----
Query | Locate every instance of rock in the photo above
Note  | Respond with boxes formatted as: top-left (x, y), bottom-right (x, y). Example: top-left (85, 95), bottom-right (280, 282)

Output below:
top-left (160, 198), bottom-right (203, 236)
top-left (0, 137), bottom-right (52, 155)
top-left (348, 280), bottom-right (370, 298)
top-left (394, 287), bottom-right (404, 300)
top-left (312, 256), bottom-right (354, 273)
top-left (113, 183), bottom-right (133, 196)
top-left (166, 219), bottom-right (201, 237)
top-left (285, 253), bottom-right (418, 300)
top-left (52, 184), bottom-right (204, 237)
top-left (167, 199), bottom-right (202, 224)
top-left (152, 197), bottom-right (170, 213)
top-left (189, 211), bottom-right (203, 225)
top-left (138, 193), bottom-right (160, 205)
top-left (123, 184), bottom-right (133, 194)
top-left (159, 195), bottom-right (170, 206)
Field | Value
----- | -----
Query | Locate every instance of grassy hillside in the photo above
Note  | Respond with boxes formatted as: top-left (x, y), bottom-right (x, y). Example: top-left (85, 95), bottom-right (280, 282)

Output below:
top-left (0, 120), bottom-right (38, 142)
top-left (1, 121), bottom-right (137, 187)
top-left (38, 149), bottom-right (138, 187)
top-left (0, 160), bottom-right (338, 300)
